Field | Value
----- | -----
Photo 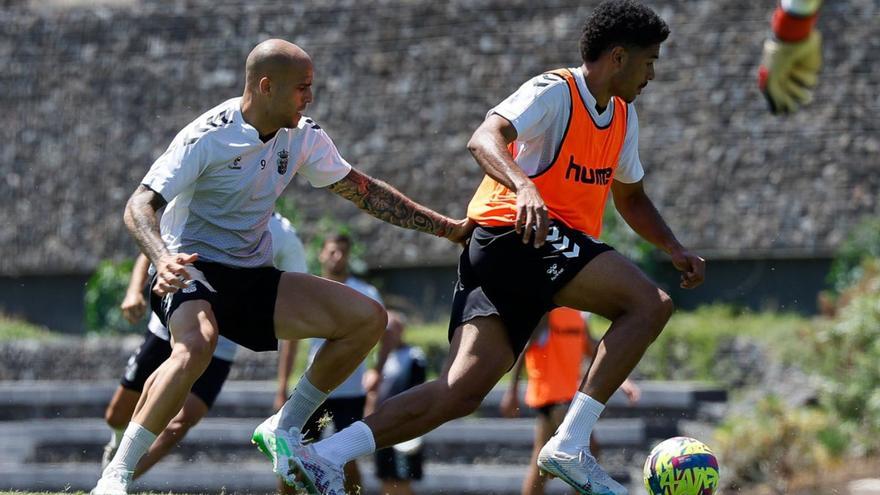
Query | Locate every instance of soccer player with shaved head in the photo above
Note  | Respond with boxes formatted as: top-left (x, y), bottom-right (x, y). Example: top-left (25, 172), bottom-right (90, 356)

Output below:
top-left (91, 39), bottom-right (472, 495)
top-left (296, 2), bottom-right (704, 494)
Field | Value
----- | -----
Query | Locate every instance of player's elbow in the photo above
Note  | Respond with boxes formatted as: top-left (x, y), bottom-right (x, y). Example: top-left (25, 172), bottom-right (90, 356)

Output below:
top-left (466, 133), bottom-right (484, 158)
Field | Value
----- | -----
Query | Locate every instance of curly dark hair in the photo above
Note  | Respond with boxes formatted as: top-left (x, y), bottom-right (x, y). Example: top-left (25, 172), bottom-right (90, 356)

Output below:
top-left (580, 0), bottom-right (670, 63)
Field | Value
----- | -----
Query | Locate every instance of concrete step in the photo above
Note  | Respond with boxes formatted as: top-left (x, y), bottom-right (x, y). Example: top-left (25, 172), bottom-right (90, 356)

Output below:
top-left (1, 417), bottom-right (649, 465)
top-left (0, 379), bottom-right (726, 422)
top-left (0, 460), bottom-right (641, 495)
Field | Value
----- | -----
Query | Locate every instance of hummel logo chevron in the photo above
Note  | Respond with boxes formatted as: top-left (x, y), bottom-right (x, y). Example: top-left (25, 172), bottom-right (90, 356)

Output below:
top-left (547, 226), bottom-right (581, 258)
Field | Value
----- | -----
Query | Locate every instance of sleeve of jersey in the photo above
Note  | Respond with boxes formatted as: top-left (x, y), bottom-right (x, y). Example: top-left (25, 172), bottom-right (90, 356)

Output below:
top-left (299, 128), bottom-right (353, 188)
top-left (614, 104), bottom-right (645, 184)
top-left (141, 139), bottom-right (208, 202)
top-left (489, 76), bottom-right (566, 142)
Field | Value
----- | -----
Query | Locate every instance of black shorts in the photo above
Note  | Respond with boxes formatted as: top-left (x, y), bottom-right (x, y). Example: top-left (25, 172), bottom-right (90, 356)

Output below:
top-left (449, 221), bottom-right (613, 356)
top-left (150, 260), bottom-right (283, 352)
top-left (301, 396), bottom-right (367, 442)
top-left (375, 444), bottom-right (424, 481)
top-left (120, 330), bottom-right (232, 408)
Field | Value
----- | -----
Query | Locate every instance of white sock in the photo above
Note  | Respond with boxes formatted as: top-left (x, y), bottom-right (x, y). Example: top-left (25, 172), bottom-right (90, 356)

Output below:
top-left (554, 392), bottom-right (605, 453)
top-left (278, 374), bottom-right (328, 432)
top-left (313, 421), bottom-right (376, 465)
top-left (104, 422), bottom-right (156, 473)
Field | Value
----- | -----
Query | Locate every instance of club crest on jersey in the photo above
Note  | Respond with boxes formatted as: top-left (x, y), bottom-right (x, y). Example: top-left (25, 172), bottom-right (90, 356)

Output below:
top-left (229, 156), bottom-right (242, 170)
top-left (277, 149), bottom-right (289, 174)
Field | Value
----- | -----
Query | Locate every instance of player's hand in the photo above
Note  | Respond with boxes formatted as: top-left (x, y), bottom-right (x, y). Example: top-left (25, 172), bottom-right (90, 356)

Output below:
top-left (670, 248), bottom-right (705, 289)
top-left (758, 30), bottom-right (822, 114)
top-left (515, 182), bottom-right (548, 248)
top-left (119, 290), bottom-right (147, 324)
top-left (444, 218), bottom-right (476, 246)
top-left (620, 378), bottom-right (641, 405)
top-left (152, 252), bottom-right (199, 296)
top-left (500, 389), bottom-right (520, 418)
top-left (362, 368), bottom-right (382, 393)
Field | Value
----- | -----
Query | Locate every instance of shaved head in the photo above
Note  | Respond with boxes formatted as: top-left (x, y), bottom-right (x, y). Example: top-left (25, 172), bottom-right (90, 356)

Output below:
top-left (245, 39), bottom-right (312, 86)
top-left (240, 39), bottom-right (315, 136)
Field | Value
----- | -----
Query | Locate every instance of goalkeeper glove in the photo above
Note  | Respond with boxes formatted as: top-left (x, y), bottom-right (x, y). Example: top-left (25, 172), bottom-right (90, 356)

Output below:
top-left (758, 6), bottom-right (822, 114)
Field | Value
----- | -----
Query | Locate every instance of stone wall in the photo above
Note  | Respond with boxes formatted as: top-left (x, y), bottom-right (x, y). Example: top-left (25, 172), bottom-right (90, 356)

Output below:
top-left (3, 0), bottom-right (878, 276)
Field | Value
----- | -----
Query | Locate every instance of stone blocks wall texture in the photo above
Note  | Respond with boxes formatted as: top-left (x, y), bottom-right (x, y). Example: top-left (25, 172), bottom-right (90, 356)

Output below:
top-left (2, 0), bottom-right (878, 275)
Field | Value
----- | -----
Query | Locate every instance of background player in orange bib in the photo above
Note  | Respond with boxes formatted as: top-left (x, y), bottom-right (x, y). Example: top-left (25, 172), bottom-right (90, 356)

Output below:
top-left (501, 307), bottom-right (640, 495)
top-left (294, 3), bottom-right (705, 494)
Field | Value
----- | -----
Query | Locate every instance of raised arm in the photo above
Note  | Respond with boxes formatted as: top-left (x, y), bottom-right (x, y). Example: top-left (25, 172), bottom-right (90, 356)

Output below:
top-left (467, 114), bottom-right (548, 247)
top-left (610, 180), bottom-right (705, 289)
top-left (327, 168), bottom-right (473, 244)
top-left (123, 185), bottom-right (196, 295)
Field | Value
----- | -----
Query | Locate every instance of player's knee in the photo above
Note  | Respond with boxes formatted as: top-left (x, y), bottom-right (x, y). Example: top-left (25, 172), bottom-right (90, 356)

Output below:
top-left (104, 406), bottom-right (128, 429)
top-left (352, 299), bottom-right (387, 344)
top-left (170, 340), bottom-right (213, 377)
top-left (654, 290), bottom-right (675, 325)
top-left (644, 289), bottom-right (674, 339)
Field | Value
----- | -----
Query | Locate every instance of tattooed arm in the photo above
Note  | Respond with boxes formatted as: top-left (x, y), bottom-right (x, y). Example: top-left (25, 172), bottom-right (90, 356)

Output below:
top-left (328, 168), bottom-right (473, 243)
top-left (123, 185), bottom-right (197, 295)
top-left (124, 185), bottom-right (169, 264)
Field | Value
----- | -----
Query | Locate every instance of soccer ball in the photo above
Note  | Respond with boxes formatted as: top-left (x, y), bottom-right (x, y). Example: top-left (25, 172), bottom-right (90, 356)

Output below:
top-left (643, 436), bottom-right (719, 495)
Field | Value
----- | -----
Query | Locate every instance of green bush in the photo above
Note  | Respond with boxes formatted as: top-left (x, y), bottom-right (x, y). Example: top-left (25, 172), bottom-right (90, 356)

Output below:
top-left (0, 313), bottom-right (57, 340)
top-left (591, 305), bottom-right (807, 382)
top-left (715, 396), bottom-right (843, 492)
top-left (84, 258), bottom-right (143, 334)
top-left (802, 290), bottom-right (880, 454)
top-left (714, 261), bottom-right (880, 491)
top-left (827, 216), bottom-right (880, 293)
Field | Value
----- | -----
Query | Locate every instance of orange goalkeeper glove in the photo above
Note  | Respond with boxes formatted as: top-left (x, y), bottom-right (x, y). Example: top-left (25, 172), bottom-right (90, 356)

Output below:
top-left (758, 5), bottom-right (822, 114)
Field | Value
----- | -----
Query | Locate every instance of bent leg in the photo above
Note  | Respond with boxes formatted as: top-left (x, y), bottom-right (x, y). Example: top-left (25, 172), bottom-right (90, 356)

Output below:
top-left (132, 300), bottom-right (218, 434)
top-left (554, 250), bottom-right (673, 403)
top-left (273, 272), bottom-right (386, 393)
top-left (363, 315), bottom-right (515, 448)
top-left (134, 393), bottom-right (209, 479)
top-left (105, 387), bottom-right (140, 430)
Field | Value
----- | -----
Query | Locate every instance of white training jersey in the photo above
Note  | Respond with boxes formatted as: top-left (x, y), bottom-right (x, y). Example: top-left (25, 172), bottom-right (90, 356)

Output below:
top-left (147, 213), bottom-right (309, 362)
top-left (490, 67), bottom-right (644, 184)
top-left (142, 97), bottom-right (352, 268)
top-left (308, 277), bottom-right (383, 398)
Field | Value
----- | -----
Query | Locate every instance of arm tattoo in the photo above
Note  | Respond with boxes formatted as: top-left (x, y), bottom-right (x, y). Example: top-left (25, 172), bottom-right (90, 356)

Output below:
top-left (328, 169), bottom-right (451, 237)
top-left (123, 185), bottom-right (169, 265)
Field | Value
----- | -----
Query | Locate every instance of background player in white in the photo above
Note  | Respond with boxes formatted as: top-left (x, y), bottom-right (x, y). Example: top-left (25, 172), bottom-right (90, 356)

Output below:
top-left (758, 0), bottom-right (824, 114)
top-left (102, 212), bottom-right (307, 479)
top-left (274, 232), bottom-right (382, 494)
top-left (92, 38), bottom-right (471, 495)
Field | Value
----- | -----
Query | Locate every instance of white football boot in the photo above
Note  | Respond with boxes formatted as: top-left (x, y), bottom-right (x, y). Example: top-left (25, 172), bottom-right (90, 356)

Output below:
top-left (286, 443), bottom-right (346, 495)
top-left (90, 465), bottom-right (133, 495)
top-left (251, 413), bottom-right (306, 489)
top-left (537, 440), bottom-right (628, 495)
